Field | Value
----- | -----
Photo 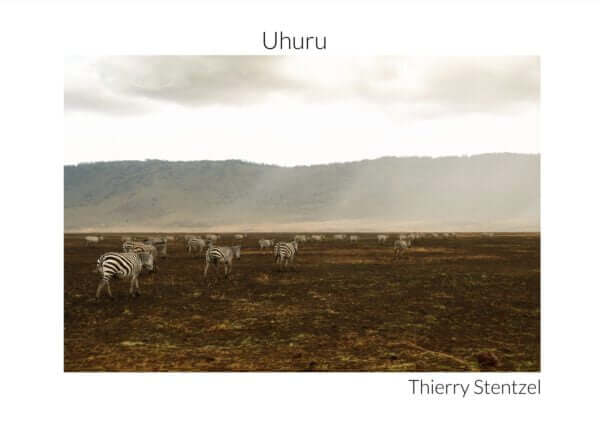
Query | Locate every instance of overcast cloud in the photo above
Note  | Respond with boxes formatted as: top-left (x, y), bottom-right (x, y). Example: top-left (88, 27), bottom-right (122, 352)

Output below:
top-left (64, 56), bottom-right (539, 165)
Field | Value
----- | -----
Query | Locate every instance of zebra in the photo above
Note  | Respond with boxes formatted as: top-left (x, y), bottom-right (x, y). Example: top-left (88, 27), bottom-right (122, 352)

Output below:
top-left (258, 239), bottom-right (274, 250)
top-left (311, 234), bottom-right (324, 242)
top-left (143, 237), bottom-right (168, 258)
top-left (393, 239), bottom-right (411, 260)
top-left (274, 241), bottom-right (298, 270)
top-left (377, 234), bottom-right (388, 244)
top-left (95, 252), bottom-right (155, 299)
top-left (187, 237), bottom-right (206, 256)
top-left (234, 234), bottom-right (245, 240)
top-left (85, 236), bottom-right (103, 246)
top-left (203, 245), bottom-right (241, 281)
top-left (123, 241), bottom-right (158, 259)
top-left (333, 234), bottom-right (346, 241)
top-left (349, 235), bottom-right (359, 242)
top-left (295, 235), bottom-right (307, 242)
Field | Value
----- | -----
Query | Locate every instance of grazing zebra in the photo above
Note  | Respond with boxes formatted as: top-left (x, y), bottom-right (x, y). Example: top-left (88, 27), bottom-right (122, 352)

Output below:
top-left (295, 235), bottom-right (307, 242)
top-left (258, 239), bottom-right (274, 250)
top-left (187, 237), bottom-right (206, 256)
top-left (377, 234), bottom-right (388, 244)
top-left (393, 239), bottom-right (411, 259)
top-left (349, 235), bottom-right (359, 242)
top-left (274, 241), bottom-right (298, 270)
top-left (203, 245), bottom-right (241, 281)
top-left (95, 252), bottom-right (155, 299)
top-left (85, 236), bottom-right (103, 246)
top-left (123, 241), bottom-right (158, 259)
top-left (143, 237), bottom-right (168, 258)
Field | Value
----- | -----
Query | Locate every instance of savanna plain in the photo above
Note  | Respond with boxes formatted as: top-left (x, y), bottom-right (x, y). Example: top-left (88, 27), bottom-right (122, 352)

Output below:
top-left (64, 233), bottom-right (540, 372)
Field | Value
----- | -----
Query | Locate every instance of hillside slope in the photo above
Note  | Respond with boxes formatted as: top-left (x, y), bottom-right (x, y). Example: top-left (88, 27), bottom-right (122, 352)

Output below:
top-left (64, 154), bottom-right (540, 232)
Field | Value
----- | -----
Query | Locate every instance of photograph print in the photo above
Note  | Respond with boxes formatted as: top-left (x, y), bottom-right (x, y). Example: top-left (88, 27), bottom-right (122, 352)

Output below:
top-left (64, 56), bottom-right (540, 372)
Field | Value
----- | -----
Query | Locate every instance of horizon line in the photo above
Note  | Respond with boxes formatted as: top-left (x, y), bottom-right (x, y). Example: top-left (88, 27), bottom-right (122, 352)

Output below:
top-left (64, 151), bottom-right (540, 168)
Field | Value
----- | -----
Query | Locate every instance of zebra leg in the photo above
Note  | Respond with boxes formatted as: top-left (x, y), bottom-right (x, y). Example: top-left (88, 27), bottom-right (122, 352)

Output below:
top-left (105, 281), bottom-right (114, 299)
top-left (129, 277), bottom-right (135, 296)
top-left (134, 276), bottom-right (141, 296)
top-left (96, 279), bottom-right (106, 299)
top-left (203, 261), bottom-right (210, 278)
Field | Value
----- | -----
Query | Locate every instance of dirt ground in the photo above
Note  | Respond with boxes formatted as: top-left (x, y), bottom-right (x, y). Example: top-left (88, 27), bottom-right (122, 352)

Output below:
top-left (64, 233), bottom-right (540, 372)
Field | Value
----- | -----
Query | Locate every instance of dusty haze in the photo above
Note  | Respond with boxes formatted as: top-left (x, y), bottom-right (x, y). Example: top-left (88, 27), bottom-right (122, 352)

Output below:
top-left (64, 153), bottom-right (539, 233)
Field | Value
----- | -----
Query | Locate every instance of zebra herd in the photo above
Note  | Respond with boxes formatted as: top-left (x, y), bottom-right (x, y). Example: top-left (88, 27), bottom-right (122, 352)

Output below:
top-left (90, 234), bottom-right (300, 300)
top-left (84, 231), bottom-right (487, 300)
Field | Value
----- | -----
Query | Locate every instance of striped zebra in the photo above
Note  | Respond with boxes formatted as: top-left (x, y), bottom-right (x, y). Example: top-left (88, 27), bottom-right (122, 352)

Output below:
top-left (258, 239), bottom-right (274, 250)
top-left (143, 237), bottom-right (167, 258)
top-left (393, 239), bottom-right (411, 260)
top-left (187, 237), bottom-right (206, 256)
top-left (274, 241), bottom-right (298, 270)
top-left (95, 252), bottom-right (155, 299)
top-left (123, 241), bottom-right (158, 259)
top-left (204, 245), bottom-right (241, 281)
top-left (377, 234), bottom-right (388, 244)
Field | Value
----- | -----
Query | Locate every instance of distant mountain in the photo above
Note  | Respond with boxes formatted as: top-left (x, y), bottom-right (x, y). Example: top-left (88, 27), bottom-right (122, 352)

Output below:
top-left (64, 154), bottom-right (540, 232)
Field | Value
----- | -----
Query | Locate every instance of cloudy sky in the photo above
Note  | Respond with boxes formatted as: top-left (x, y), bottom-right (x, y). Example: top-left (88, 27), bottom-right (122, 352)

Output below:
top-left (64, 56), bottom-right (539, 166)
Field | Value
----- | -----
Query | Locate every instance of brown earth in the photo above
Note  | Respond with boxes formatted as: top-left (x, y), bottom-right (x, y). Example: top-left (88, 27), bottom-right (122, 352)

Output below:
top-left (64, 233), bottom-right (540, 372)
